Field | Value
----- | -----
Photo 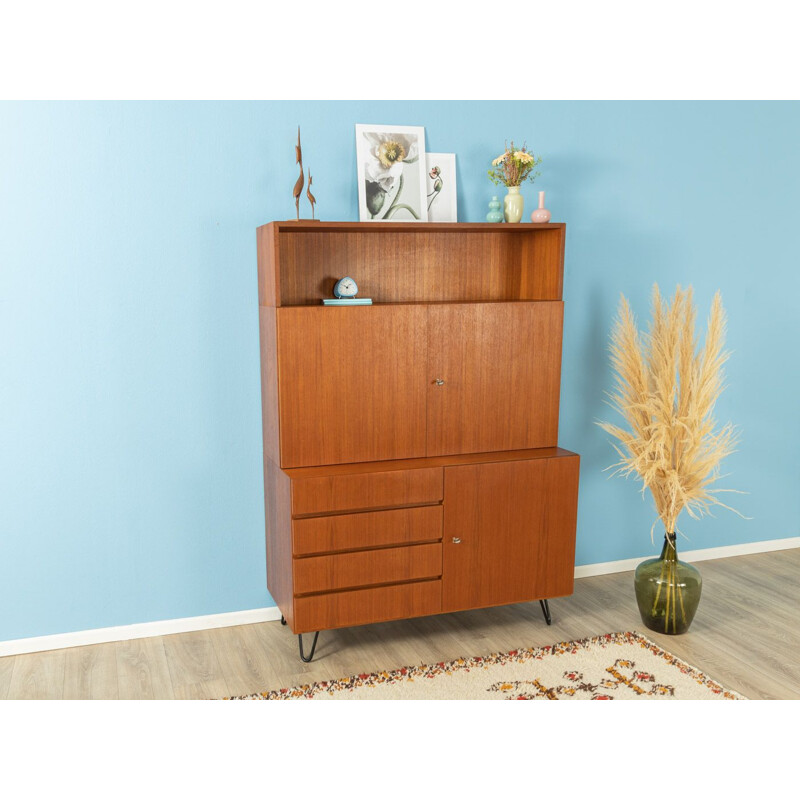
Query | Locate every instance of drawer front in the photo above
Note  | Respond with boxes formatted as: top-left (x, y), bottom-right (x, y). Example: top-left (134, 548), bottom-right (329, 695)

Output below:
top-left (291, 467), bottom-right (442, 516)
top-left (293, 505), bottom-right (443, 556)
top-left (293, 580), bottom-right (442, 634)
top-left (294, 542), bottom-right (442, 595)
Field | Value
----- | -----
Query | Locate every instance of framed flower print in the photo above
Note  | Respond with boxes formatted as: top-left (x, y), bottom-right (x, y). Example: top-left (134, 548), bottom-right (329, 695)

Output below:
top-left (425, 152), bottom-right (457, 222)
top-left (355, 124), bottom-right (428, 221)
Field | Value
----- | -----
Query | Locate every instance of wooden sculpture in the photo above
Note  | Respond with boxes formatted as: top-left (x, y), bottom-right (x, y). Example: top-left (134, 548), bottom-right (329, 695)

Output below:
top-left (306, 170), bottom-right (316, 220)
top-left (287, 126), bottom-right (319, 221)
top-left (293, 126), bottom-right (304, 220)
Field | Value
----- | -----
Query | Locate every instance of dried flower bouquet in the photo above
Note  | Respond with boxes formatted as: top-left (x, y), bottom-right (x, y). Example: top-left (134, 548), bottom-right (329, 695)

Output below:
top-left (487, 141), bottom-right (542, 187)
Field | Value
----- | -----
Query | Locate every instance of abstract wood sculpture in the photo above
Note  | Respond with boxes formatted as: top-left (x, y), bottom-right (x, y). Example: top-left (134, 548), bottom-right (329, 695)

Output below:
top-left (306, 170), bottom-right (316, 220)
top-left (292, 127), bottom-right (304, 221)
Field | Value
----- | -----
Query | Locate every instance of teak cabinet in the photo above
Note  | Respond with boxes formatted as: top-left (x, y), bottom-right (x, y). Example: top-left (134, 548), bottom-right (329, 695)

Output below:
top-left (257, 222), bottom-right (580, 657)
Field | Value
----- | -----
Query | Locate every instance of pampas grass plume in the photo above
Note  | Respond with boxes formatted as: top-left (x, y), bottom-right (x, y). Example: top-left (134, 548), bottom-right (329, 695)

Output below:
top-left (598, 284), bottom-right (741, 538)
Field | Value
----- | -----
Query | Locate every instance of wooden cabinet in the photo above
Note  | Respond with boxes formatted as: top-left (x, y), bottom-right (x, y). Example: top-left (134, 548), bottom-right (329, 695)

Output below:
top-left (442, 455), bottom-right (579, 612)
top-left (426, 302), bottom-right (564, 456)
top-left (275, 301), bottom-right (563, 467)
top-left (257, 222), bottom-right (580, 652)
top-left (276, 305), bottom-right (428, 467)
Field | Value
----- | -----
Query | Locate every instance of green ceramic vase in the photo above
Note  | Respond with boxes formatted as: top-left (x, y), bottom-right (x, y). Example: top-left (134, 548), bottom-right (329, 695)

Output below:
top-left (634, 533), bottom-right (702, 635)
top-left (486, 196), bottom-right (504, 223)
top-left (503, 186), bottom-right (524, 223)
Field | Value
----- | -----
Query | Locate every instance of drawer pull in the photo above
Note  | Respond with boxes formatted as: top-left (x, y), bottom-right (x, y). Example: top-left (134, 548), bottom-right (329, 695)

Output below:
top-left (452, 537), bottom-right (462, 544)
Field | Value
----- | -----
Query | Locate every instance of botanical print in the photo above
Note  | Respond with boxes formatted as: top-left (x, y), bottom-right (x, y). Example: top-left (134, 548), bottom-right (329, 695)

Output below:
top-left (425, 153), bottom-right (457, 222)
top-left (356, 124), bottom-right (428, 221)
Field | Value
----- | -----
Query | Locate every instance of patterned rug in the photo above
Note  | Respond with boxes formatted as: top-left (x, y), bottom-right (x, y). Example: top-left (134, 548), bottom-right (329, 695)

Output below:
top-left (226, 631), bottom-right (744, 700)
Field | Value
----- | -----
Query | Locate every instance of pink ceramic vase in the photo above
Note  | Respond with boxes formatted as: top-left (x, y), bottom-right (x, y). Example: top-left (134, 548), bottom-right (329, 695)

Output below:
top-left (530, 190), bottom-right (551, 224)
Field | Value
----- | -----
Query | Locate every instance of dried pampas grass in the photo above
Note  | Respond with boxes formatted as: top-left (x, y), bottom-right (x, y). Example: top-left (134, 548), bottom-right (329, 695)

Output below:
top-left (598, 285), bottom-right (741, 538)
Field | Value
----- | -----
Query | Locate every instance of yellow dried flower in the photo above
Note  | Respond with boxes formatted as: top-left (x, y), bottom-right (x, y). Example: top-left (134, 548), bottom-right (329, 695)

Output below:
top-left (491, 152), bottom-right (508, 166)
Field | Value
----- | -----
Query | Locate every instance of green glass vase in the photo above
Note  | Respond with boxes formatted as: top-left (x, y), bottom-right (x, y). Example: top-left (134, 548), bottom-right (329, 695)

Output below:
top-left (634, 533), bottom-right (702, 634)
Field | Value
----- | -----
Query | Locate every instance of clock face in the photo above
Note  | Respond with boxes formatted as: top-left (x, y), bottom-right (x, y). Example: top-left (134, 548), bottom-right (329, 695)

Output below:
top-left (334, 277), bottom-right (358, 298)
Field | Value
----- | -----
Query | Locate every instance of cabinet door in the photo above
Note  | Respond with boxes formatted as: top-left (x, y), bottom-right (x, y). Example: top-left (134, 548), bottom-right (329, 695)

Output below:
top-left (441, 455), bottom-right (579, 613)
top-left (277, 306), bottom-right (427, 468)
top-left (426, 302), bottom-right (563, 457)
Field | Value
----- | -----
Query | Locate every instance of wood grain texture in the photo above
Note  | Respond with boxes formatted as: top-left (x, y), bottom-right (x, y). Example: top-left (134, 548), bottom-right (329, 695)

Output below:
top-left (162, 629), bottom-right (229, 700)
top-left (293, 542), bottom-right (442, 595)
top-left (291, 466), bottom-right (442, 516)
top-left (256, 224), bottom-right (279, 307)
top-left (293, 505), bottom-right (443, 556)
top-left (209, 624), bottom-right (283, 699)
top-left (284, 446), bottom-right (576, 479)
top-left (62, 643), bottom-right (119, 700)
top-left (258, 306), bottom-right (280, 466)
top-left (271, 221), bottom-right (567, 233)
top-left (293, 579), bottom-right (442, 634)
top-left (442, 454), bottom-right (580, 612)
top-left (277, 305), bottom-right (428, 468)
top-left (0, 655), bottom-right (15, 700)
top-left (517, 226), bottom-right (565, 300)
top-left (270, 223), bottom-right (565, 306)
top-left (116, 637), bottom-right (175, 700)
top-left (265, 458), bottom-right (294, 630)
top-left (427, 302), bottom-right (564, 456)
top-left (7, 649), bottom-right (66, 700)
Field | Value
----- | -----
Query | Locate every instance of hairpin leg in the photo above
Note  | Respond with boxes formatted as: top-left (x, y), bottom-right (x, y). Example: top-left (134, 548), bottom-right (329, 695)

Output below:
top-left (539, 599), bottom-right (552, 625)
top-left (280, 615), bottom-right (287, 626)
top-left (299, 631), bottom-right (320, 663)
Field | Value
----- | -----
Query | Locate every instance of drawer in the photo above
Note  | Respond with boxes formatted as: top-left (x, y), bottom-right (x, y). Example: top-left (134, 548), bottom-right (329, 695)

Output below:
top-left (291, 466), bottom-right (442, 516)
top-left (293, 579), bottom-right (442, 634)
top-left (294, 542), bottom-right (442, 595)
top-left (293, 505), bottom-right (443, 556)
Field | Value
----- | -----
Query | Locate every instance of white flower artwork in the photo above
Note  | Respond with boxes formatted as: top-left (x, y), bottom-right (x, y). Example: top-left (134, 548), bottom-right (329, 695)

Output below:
top-left (355, 124), bottom-right (428, 221)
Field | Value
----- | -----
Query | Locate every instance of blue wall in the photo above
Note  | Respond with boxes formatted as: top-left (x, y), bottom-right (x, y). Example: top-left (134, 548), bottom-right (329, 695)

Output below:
top-left (1, 101), bottom-right (798, 641)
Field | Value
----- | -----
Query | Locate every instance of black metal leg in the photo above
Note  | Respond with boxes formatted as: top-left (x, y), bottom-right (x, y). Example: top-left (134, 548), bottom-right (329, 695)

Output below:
top-left (298, 631), bottom-right (320, 662)
top-left (539, 599), bottom-right (552, 625)
top-left (280, 615), bottom-right (287, 626)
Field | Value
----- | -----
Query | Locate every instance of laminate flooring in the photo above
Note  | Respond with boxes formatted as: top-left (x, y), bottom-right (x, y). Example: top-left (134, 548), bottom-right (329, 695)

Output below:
top-left (2, 549), bottom-right (799, 700)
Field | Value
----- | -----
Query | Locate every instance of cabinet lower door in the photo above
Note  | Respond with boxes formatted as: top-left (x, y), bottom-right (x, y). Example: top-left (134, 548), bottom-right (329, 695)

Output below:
top-left (442, 455), bottom-right (579, 613)
top-left (277, 306), bottom-right (428, 468)
top-left (427, 302), bottom-right (564, 457)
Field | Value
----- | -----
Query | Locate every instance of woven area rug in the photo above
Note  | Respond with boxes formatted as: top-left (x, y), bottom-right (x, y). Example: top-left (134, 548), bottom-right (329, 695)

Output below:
top-left (227, 631), bottom-right (744, 700)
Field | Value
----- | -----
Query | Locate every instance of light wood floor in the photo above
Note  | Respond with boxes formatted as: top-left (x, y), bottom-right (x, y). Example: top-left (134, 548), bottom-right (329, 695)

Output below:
top-left (2, 548), bottom-right (798, 700)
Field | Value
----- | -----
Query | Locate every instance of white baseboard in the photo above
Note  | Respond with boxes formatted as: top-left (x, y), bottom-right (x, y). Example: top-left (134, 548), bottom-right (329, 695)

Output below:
top-left (2, 537), bottom-right (797, 658)
top-left (574, 536), bottom-right (800, 579)
top-left (0, 606), bottom-right (282, 658)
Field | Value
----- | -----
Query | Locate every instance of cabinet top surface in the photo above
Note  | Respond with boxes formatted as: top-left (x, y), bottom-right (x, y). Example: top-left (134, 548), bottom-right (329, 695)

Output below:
top-left (282, 447), bottom-right (579, 479)
top-left (262, 221), bottom-right (565, 234)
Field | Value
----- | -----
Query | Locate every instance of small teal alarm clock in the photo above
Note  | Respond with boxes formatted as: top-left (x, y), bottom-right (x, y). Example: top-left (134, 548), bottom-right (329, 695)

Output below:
top-left (334, 276), bottom-right (358, 298)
